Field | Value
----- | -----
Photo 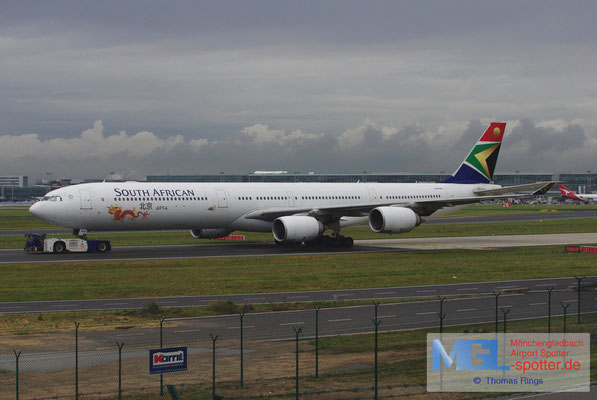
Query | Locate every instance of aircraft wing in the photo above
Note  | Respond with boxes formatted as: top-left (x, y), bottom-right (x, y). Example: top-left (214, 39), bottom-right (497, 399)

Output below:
top-left (243, 204), bottom-right (371, 221)
top-left (473, 181), bottom-right (557, 196)
top-left (243, 191), bottom-right (531, 222)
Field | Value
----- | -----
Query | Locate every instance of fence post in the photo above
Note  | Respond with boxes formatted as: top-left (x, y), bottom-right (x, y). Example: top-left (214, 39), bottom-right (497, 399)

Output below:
top-left (546, 287), bottom-right (553, 334)
top-left (501, 307), bottom-right (510, 333)
top-left (315, 306), bottom-right (321, 378)
top-left (562, 302), bottom-right (570, 333)
top-left (437, 296), bottom-right (446, 334)
top-left (373, 317), bottom-right (382, 400)
top-left (437, 296), bottom-right (446, 391)
top-left (159, 316), bottom-right (166, 396)
top-left (239, 310), bottom-right (244, 387)
top-left (574, 276), bottom-right (585, 324)
top-left (210, 333), bottom-right (219, 400)
top-left (293, 326), bottom-right (303, 400)
top-left (74, 321), bottom-right (80, 400)
top-left (14, 350), bottom-right (21, 400)
top-left (372, 301), bottom-right (381, 400)
top-left (117, 342), bottom-right (125, 400)
top-left (493, 291), bottom-right (501, 333)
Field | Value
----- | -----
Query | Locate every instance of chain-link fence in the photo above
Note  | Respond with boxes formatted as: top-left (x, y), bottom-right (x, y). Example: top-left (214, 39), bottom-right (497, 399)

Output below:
top-left (1, 285), bottom-right (595, 399)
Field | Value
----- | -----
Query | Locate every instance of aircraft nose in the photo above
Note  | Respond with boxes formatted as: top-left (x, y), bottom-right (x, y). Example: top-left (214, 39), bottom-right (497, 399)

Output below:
top-left (29, 202), bottom-right (51, 222)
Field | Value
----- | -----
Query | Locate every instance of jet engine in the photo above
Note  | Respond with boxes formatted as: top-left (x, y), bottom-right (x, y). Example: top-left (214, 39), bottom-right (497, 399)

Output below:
top-left (369, 207), bottom-right (421, 234)
top-left (272, 216), bottom-right (324, 243)
top-left (190, 229), bottom-right (231, 239)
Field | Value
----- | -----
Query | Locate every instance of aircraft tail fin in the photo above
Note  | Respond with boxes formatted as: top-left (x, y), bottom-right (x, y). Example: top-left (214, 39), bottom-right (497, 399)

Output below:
top-left (441, 122), bottom-right (506, 184)
top-left (558, 184), bottom-right (581, 200)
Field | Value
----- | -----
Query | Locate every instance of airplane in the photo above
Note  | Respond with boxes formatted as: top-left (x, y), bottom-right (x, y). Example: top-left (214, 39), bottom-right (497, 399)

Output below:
top-left (29, 122), bottom-right (554, 248)
top-left (557, 184), bottom-right (597, 203)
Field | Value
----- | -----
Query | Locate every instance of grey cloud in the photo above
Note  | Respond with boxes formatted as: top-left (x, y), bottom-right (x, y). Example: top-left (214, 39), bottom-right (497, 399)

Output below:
top-left (1, 1), bottom-right (597, 179)
top-left (1, 118), bottom-right (596, 181)
top-left (508, 119), bottom-right (587, 153)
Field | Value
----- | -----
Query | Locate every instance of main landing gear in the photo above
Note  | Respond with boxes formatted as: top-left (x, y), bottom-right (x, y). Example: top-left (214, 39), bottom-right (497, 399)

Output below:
top-left (308, 235), bottom-right (354, 248)
top-left (275, 235), bottom-right (354, 249)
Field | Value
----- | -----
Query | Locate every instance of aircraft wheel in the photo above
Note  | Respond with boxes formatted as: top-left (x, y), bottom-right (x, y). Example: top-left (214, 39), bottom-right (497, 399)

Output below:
top-left (343, 237), bottom-right (354, 248)
top-left (53, 241), bottom-right (66, 254)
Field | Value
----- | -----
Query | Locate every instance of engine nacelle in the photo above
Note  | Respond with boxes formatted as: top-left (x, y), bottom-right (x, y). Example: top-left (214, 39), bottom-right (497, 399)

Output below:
top-left (369, 207), bottom-right (421, 234)
top-left (272, 216), bottom-right (323, 243)
top-left (190, 228), bottom-right (231, 239)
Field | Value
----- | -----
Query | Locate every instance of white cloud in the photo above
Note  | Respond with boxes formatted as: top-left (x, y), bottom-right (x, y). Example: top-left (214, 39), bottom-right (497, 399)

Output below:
top-left (338, 119), bottom-right (399, 149)
top-left (536, 119), bottom-right (570, 132)
top-left (2, 117), bottom-right (597, 181)
top-left (0, 120), bottom-right (188, 161)
top-left (241, 123), bottom-right (323, 144)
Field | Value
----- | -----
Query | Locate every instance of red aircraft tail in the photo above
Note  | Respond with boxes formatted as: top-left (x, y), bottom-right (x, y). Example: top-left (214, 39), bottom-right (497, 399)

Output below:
top-left (558, 184), bottom-right (581, 200)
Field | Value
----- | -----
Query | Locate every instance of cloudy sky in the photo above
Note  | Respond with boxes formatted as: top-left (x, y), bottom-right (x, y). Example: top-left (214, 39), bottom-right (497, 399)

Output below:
top-left (1, 1), bottom-right (596, 181)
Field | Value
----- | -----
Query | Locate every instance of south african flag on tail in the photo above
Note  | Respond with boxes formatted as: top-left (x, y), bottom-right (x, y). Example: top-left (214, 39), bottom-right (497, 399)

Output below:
top-left (442, 122), bottom-right (506, 184)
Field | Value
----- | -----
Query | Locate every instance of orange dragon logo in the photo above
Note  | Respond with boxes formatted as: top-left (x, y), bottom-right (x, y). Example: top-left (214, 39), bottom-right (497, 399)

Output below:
top-left (108, 205), bottom-right (149, 222)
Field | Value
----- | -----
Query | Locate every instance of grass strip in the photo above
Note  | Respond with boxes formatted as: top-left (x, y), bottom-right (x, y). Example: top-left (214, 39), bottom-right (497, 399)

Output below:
top-left (1, 246), bottom-right (595, 302)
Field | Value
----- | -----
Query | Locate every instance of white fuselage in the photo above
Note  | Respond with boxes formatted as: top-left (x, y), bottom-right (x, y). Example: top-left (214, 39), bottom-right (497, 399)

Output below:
top-left (575, 193), bottom-right (597, 202)
top-left (30, 181), bottom-right (497, 233)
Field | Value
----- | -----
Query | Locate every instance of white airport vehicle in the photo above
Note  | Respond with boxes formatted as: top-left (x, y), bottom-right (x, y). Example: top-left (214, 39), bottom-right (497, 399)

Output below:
top-left (24, 233), bottom-right (111, 253)
top-left (28, 122), bottom-right (554, 248)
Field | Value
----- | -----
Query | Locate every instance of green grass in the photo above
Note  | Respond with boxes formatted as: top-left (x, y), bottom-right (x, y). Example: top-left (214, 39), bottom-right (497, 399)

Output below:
top-left (444, 203), bottom-right (597, 217)
top-left (1, 246), bottom-right (595, 302)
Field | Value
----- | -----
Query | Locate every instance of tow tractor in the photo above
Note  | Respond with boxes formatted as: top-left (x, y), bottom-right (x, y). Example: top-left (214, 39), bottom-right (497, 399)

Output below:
top-left (24, 233), bottom-right (111, 253)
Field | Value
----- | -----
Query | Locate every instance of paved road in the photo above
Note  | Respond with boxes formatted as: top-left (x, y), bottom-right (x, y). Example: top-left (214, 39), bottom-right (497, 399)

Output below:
top-left (2, 232), bottom-right (596, 264)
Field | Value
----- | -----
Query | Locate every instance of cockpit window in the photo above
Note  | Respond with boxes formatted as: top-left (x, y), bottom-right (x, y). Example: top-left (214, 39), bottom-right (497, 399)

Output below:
top-left (42, 195), bottom-right (63, 202)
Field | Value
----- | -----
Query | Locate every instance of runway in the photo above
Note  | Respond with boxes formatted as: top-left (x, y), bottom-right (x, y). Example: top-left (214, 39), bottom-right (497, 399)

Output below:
top-left (1, 232), bottom-right (596, 264)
